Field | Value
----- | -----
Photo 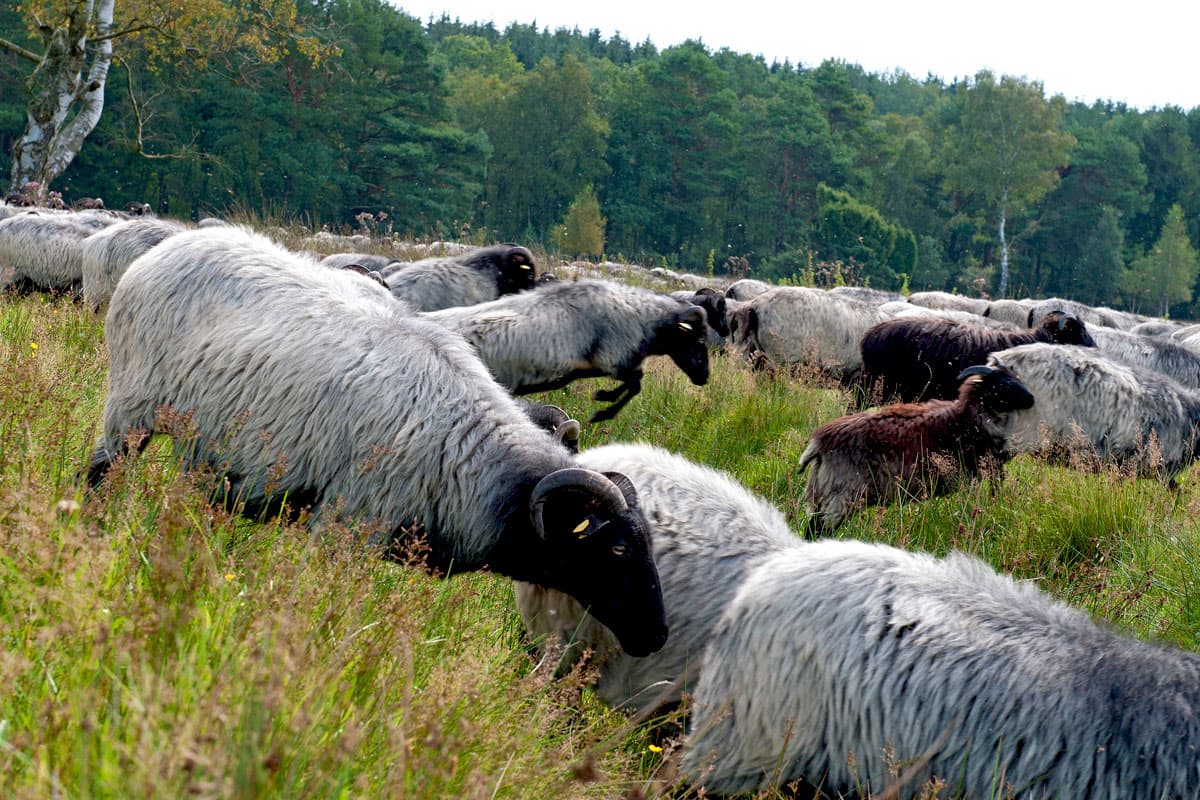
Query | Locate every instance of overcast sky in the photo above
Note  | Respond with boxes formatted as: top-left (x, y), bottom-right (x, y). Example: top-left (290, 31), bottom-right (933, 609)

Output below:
top-left (393, 0), bottom-right (1198, 111)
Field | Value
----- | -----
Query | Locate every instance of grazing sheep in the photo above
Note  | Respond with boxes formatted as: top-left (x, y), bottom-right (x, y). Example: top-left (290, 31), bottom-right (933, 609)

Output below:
top-left (378, 243), bottom-right (536, 311)
top-left (983, 297), bottom-right (1037, 327)
top-left (906, 290), bottom-right (989, 314)
top-left (859, 311), bottom-right (1095, 403)
top-left (319, 252), bottom-right (404, 272)
top-left (681, 538), bottom-right (1200, 798)
top-left (81, 218), bottom-right (188, 311)
top-left (729, 286), bottom-right (888, 382)
top-left (1026, 297), bottom-right (1145, 331)
top-left (723, 278), bottom-right (773, 301)
top-left (799, 365), bottom-right (1034, 532)
top-left (879, 301), bottom-right (1020, 329)
top-left (1088, 325), bottom-right (1200, 389)
top-left (987, 343), bottom-right (1200, 483)
top-left (0, 212), bottom-right (103, 293)
top-left (1132, 319), bottom-right (1188, 337)
top-left (829, 285), bottom-right (904, 305)
top-left (422, 279), bottom-right (709, 422)
top-left (88, 226), bottom-right (669, 657)
top-left (516, 442), bottom-right (799, 711)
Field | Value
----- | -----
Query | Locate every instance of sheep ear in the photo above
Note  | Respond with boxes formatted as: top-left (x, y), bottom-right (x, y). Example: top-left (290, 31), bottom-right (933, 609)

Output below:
top-left (957, 365), bottom-right (995, 382)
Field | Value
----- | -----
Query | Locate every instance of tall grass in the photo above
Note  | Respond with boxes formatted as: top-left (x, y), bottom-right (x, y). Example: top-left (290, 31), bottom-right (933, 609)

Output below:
top-left (2, 287), bottom-right (1198, 798)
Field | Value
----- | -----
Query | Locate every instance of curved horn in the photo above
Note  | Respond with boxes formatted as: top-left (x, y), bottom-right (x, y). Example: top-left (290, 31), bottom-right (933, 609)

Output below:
top-left (553, 418), bottom-right (581, 448)
top-left (340, 263), bottom-right (371, 276)
top-left (530, 468), bottom-right (629, 539)
top-left (1057, 313), bottom-right (1070, 331)
top-left (956, 365), bottom-right (996, 382)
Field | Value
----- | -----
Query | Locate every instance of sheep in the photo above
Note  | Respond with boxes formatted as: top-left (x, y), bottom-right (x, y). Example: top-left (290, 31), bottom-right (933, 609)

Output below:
top-left (879, 300), bottom-right (1020, 330)
top-left (377, 243), bottom-right (536, 311)
top-left (729, 286), bottom-right (888, 383)
top-left (87, 226), bottom-right (669, 657)
top-left (829, 285), bottom-right (904, 305)
top-left (670, 287), bottom-right (730, 344)
top-left (516, 442), bottom-right (800, 711)
top-left (421, 279), bottom-right (709, 422)
top-left (0, 212), bottom-right (104, 293)
top-left (799, 365), bottom-right (1034, 532)
top-left (859, 310), bottom-right (1095, 403)
top-left (983, 297), bottom-right (1037, 326)
top-left (906, 290), bottom-right (989, 314)
top-left (1088, 325), bottom-right (1200, 389)
top-left (681, 537), bottom-right (1200, 798)
top-left (1131, 319), bottom-right (1189, 337)
top-left (723, 278), bottom-right (773, 301)
top-left (1025, 297), bottom-right (1145, 330)
top-left (987, 343), bottom-right (1200, 483)
top-left (514, 400), bottom-right (580, 454)
top-left (80, 217), bottom-right (188, 311)
top-left (318, 252), bottom-right (405, 273)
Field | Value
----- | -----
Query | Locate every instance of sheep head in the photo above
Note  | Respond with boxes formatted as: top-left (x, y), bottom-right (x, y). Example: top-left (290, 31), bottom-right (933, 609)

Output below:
top-left (957, 365), bottom-right (1035, 414)
top-left (528, 468), bottom-right (667, 657)
top-left (652, 304), bottom-right (710, 387)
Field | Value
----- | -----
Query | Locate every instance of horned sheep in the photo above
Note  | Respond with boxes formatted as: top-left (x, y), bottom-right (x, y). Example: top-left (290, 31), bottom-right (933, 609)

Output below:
top-left (88, 226), bottom-right (669, 656)
top-left (987, 343), bottom-right (1200, 483)
top-left (516, 442), bottom-right (799, 711)
top-left (682, 538), bottom-right (1200, 797)
top-left (421, 279), bottom-right (709, 422)
top-left (81, 217), bottom-right (188, 311)
top-left (318, 252), bottom-right (404, 273)
top-left (859, 310), bottom-right (1095, 403)
top-left (378, 243), bottom-right (536, 311)
top-left (799, 365), bottom-right (1034, 532)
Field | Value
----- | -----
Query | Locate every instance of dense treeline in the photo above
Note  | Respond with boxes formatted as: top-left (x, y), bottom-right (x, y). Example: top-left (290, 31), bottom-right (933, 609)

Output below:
top-left (4, 1), bottom-right (1200, 313)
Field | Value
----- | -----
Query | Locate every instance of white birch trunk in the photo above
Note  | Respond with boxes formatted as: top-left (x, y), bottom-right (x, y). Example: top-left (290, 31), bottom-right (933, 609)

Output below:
top-left (8, 0), bottom-right (115, 196)
top-left (997, 189), bottom-right (1010, 297)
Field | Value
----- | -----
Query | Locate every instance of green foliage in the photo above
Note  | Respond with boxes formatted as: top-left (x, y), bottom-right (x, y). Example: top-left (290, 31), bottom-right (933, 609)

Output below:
top-left (1123, 204), bottom-right (1200, 315)
top-left (551, 184), bottom-right (606, 257)
top-left (813, 183), bottom-right (917, 290)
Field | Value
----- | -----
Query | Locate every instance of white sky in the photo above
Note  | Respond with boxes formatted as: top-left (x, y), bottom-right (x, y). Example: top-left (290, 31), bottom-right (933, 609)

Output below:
top-left (394, 0), bottom-right (1199, 111)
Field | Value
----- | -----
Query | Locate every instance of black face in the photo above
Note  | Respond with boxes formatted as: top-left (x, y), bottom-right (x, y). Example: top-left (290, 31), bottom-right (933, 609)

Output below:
top-left (978, 369), bottom-right (1035, 413)
top-left (693, 289), bottom-right (730, 337)
top-left (540, 507), bottom-right (668, 657)
top-left (657, 308), bottom-right (710, 386)
top-left (490, 244), bottom-right (537, 296)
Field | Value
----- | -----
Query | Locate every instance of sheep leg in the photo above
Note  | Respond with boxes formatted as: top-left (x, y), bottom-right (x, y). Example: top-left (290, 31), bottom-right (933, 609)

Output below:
top-left (590, 374), bottom-right (642, 423)
top-left (86, 429), bottom-right (150, 488)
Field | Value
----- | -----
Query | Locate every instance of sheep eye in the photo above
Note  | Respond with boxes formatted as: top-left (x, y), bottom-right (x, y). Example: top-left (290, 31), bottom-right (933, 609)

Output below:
top-left (611, 544), bottom-right (627, 557)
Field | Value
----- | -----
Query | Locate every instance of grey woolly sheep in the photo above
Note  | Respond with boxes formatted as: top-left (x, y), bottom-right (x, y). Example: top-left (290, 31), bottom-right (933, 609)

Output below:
top-left (729, 286), bottom-right (888, 382)
top-left (1131, 319), bottom-right (1189, 337)
top-left (81, 217), bottom-right (188, 311)
top-left (1088, 325), bottom-right (1200, 389)
top-left (987, 343), bottom-right (1200, 483)
top-left (1025, 297), bottom-right (1145, 331)
top-left (421, 279), bottom-right (709, 422)
top-left (0, 212), bottom-right (103, 293)
top-left (983, 297), bottom-right (1037, 326)
top-left (516, 442), bottom-right (799, 711)
top-left (723, 278), bottom-right (773, 301)
top-left (378, 243), bottom-right (536, 311)
top-left (681, 538), bottom-right (1200, 798)
top-left (799, 365), bottom-right (1034, 532)
top-left (829, 285), bottom-right (904, 305)
top-left (906, 290), bottom-right (989, 314)
top-left (879, 301), bottom-right (1020, 329)
top-left (88, 226), bottom-right (669, 657)
top-left (859, 310), bottom-right (1095, 403)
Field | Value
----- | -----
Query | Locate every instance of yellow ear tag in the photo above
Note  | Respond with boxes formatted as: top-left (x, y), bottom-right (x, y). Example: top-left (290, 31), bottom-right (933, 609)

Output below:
top-left (520, 264), bottom-right (532, 269)
top-left (573, 519), bottom-right (591, 537)
top-left (678, 322), bottom-right (693, 331)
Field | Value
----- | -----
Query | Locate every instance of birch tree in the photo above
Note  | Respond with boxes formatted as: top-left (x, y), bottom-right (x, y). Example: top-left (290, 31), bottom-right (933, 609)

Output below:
top-left (942, 71), bottom-right (1074, 297)
top-left (0, 0), bottom-right (326, 198)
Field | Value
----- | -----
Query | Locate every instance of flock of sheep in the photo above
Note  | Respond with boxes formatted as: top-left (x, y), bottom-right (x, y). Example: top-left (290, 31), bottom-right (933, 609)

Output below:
top-left (4, 202), bottom-right (1200, 797)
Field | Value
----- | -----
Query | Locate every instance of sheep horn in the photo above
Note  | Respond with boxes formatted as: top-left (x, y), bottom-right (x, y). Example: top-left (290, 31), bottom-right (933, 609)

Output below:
top-left (529, 468), bottom-right (629, 539)
top-left (956, 365), bottom-right (996, 381)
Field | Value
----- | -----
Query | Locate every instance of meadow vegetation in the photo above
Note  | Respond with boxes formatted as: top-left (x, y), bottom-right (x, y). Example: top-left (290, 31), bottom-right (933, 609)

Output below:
top-left (2, 273), bottom-right (1198, 798)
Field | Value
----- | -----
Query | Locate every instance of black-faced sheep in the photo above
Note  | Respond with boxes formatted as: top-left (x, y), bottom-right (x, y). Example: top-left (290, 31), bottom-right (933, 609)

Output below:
top-left (729, 286), bottom-right (888, 382)
top-left (987, 343), bottom-right (1200, 483)
top-left (859, 310), bottom-right (1094, 403)
top-left (670, 287), bottom-right (730, 340)
top-left (682, 538), bottom-right (1200, 797)
top-left (88, 226), bottom-right (669, 657)
top-left (799, 365), bottom-right (1034, 532)
top-left (378, 243), bottom-right (536, 311)
top-left (516, 442), bottom-right (799, 711)
top-left (421, 279), bottom-right (709, 422)
top-left (81, 217), bottom-right (188, 311)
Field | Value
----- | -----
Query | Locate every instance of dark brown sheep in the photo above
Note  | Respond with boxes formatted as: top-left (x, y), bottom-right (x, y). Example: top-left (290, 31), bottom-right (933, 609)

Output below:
top-left (859, 310), bottom-right (1094, 403)
top-left (799, 365), bottom-right (1034, 533)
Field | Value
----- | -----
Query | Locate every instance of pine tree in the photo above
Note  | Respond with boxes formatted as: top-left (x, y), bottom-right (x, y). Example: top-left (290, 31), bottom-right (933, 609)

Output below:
top-left (552, 185), bottom-right (606, 257)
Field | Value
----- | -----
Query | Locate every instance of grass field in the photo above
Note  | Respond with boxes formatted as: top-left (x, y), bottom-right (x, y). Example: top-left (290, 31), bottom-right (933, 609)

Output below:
top-left (2, 278), bottom-right (1199, 798)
